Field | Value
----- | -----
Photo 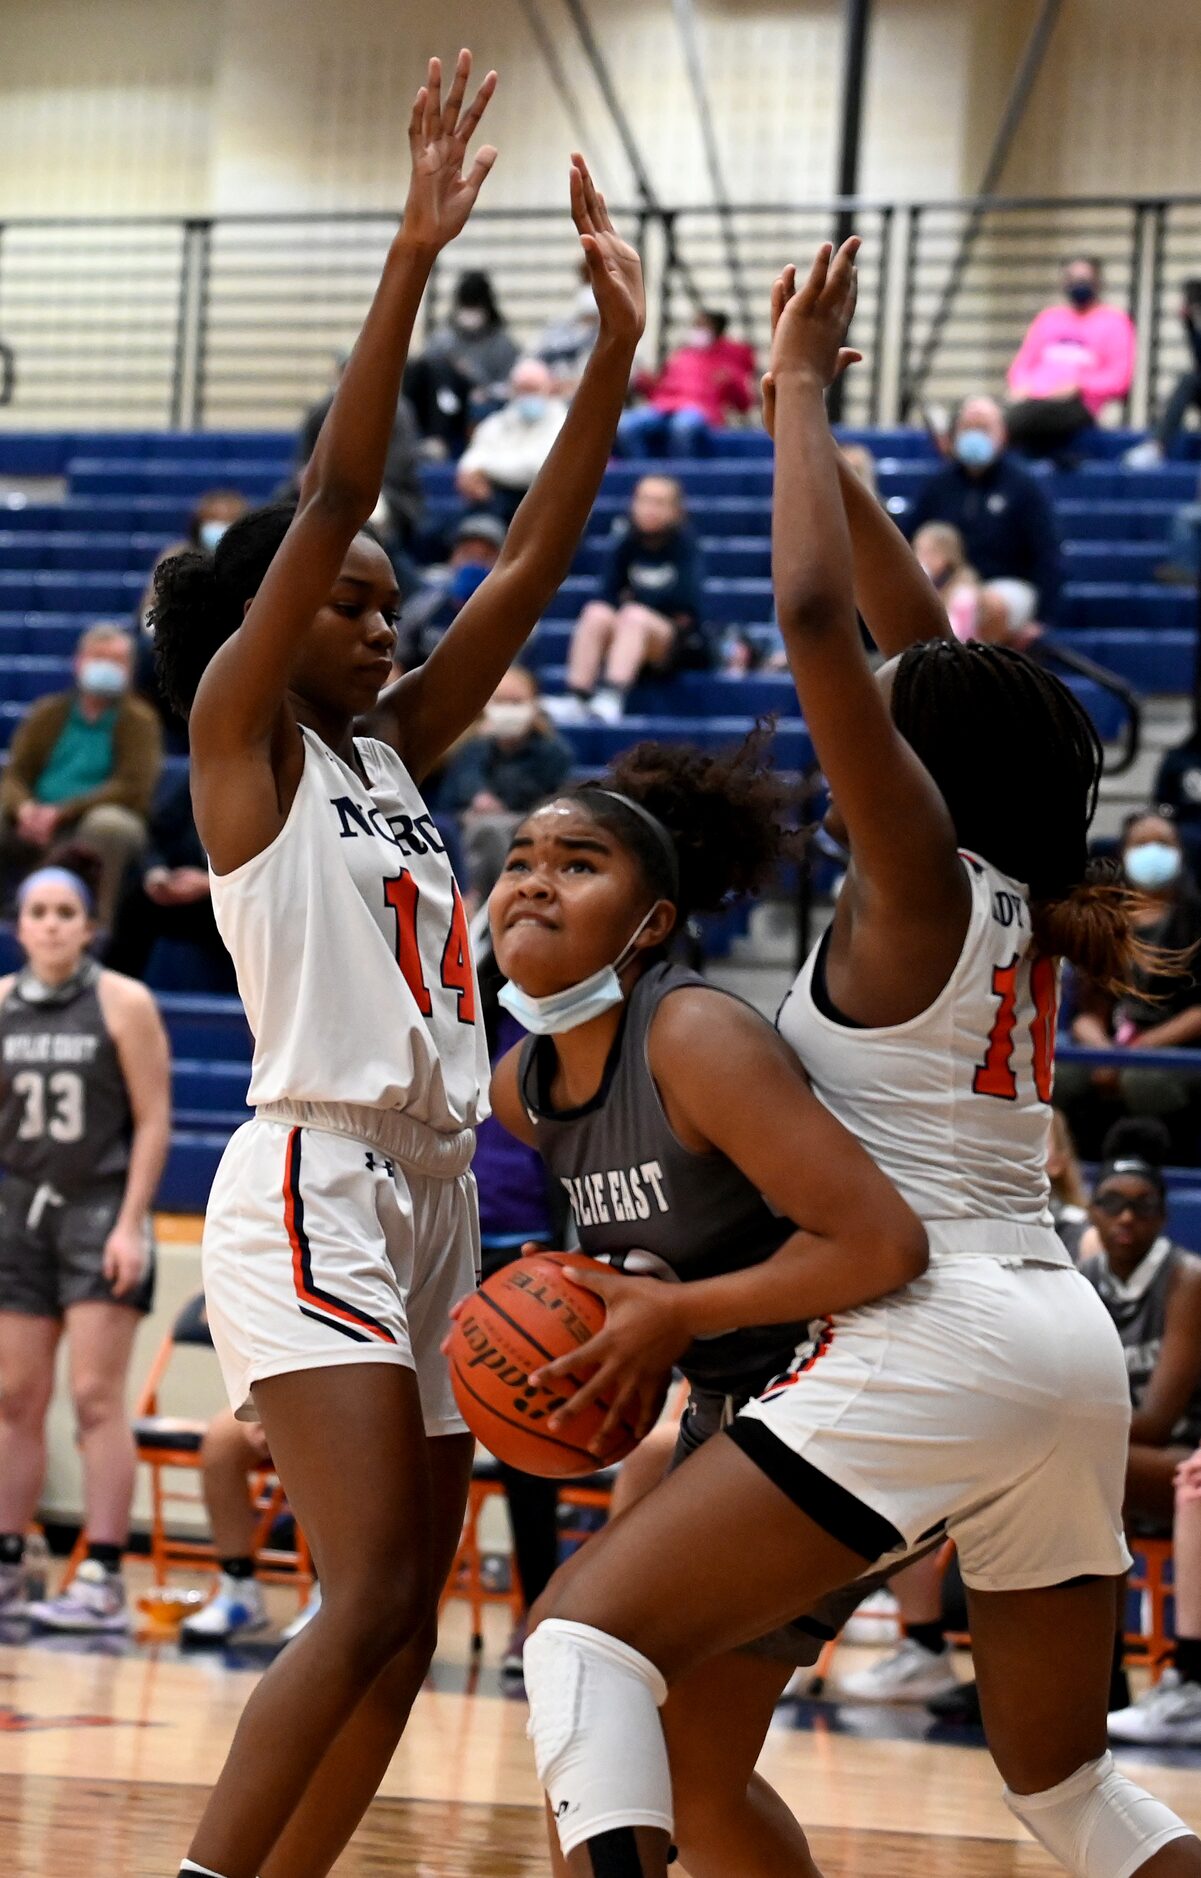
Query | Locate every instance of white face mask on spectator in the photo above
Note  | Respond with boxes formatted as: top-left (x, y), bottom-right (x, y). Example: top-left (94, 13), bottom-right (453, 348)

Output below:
top-left (456, 307), bottom-right (487, 332)
top-left (485, 699), bottom-right (538, 741)
top-left (78, 658), bottom-right (128, 699)
top-left (688, 325), bottom-right (715, 349)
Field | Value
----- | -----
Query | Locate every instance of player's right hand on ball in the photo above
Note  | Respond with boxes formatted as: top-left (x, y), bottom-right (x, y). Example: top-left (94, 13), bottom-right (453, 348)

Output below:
top-left (530, 1264), bottom-right (685, 1454)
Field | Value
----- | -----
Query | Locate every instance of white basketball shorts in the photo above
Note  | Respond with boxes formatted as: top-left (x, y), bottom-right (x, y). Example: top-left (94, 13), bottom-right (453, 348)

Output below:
top-left (732, 1256), bottom-right (1133, 1591)
top-left (203, 1116), bottom-right (480, 1435)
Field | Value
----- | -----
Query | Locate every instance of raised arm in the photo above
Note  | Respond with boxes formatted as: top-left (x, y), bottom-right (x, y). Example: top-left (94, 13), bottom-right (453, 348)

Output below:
top-left (372, 157), bottom-right (645, 781)
top-left (769, 242), bottom-right (961, 916)
top-left (761, 267), bottom-right (948, 659)
top-left (189, 50), bottom-right (497, 773)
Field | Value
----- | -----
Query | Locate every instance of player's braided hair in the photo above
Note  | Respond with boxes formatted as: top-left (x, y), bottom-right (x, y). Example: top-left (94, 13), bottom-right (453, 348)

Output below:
top-left (891, 638), bottom-right (1149, 996)
top-left (566, 723), bottom-right (798, 923)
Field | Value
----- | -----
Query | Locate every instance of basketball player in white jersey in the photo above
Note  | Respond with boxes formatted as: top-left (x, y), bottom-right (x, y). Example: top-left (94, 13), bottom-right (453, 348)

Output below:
top-left (151, 53), bottom-right (646, 1878)
top-left (519, 246), bottom-right (1201, 1877)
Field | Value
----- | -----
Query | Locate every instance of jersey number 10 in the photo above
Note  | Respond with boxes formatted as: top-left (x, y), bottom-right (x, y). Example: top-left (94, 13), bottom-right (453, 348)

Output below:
top-left (384, 872), bottom-right (476, 1025)
top-left (973, 954), bottom-right (1057, 1104)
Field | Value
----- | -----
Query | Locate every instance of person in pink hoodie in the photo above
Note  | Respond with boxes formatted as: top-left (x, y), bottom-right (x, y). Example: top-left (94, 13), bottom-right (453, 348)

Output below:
top-left (1005, 255), bottom-right (1136, 457)
top-left (617, 308), bottom-right (755, 456)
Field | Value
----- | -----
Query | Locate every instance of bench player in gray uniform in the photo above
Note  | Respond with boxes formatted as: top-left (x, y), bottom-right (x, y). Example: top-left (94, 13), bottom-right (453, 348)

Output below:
top-left (488, 737), bottom-right (928, 1877)
top-left (0, 855), bottom-right (170, 1631)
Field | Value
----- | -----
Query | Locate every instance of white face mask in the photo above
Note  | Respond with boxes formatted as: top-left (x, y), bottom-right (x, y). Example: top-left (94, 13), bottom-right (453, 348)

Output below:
top-left (497, 905), bottom-right (659, 1035)
top-left (688, 325), bottom-right (714, 348)
top-left (484, 699), bottom-right (537, 741)
top-left (455, 307), bottom-right (487, 332)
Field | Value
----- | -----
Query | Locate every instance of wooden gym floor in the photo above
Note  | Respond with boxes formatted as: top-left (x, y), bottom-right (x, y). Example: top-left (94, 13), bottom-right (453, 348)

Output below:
top-left (1, 1576), bottom-right (1200, 1875)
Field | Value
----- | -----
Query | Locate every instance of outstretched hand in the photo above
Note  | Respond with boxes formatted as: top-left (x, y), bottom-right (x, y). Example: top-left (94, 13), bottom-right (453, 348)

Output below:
top-left (762, 243), bottom-right (863, 433)
top-left (403, 50), bottom-right (498, 251)
top-left (570, 154), bottom-right (645, 349)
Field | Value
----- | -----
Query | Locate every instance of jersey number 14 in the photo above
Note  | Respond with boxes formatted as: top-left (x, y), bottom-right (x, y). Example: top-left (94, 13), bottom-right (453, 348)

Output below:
top-left (973, 954), bottom-right (1056, 1104)
top-left (384, 872), bottom-right (476, 1025)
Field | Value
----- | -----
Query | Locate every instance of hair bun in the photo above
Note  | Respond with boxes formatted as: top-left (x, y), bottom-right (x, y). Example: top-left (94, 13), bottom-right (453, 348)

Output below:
top-left (1100, 1115), bottom-right (1171, 1169)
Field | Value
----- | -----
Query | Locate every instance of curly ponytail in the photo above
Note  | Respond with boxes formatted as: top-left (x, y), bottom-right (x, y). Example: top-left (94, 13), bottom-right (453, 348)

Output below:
top-left (149, 499), bottom-right (296, 717)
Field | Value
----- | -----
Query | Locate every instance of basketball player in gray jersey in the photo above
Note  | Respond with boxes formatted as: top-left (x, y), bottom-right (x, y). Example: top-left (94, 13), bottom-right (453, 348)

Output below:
top-left (487, 736), bottom-right (929, 1877)
top-left (0, 855), bottom-right (170, 1631)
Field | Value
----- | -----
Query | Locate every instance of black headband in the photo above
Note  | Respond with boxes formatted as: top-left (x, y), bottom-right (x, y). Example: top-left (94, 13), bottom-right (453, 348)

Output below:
top-left (589, 788), bottom-right (681, 899)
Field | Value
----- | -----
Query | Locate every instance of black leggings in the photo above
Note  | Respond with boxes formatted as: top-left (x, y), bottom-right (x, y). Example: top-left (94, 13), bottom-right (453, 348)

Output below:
top-left (496, 1461), bottom-right (559, 1610)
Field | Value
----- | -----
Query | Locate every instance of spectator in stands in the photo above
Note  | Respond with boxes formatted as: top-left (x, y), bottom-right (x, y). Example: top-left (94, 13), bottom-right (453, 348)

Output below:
top-left (1005, 255), bottom-right (1136, 457)
top-left (394, 512), bottom-right (507, 671)
top-left (1110, 1441), bottom-right (1201, 1744)
top-left (1155, 714), bottom-right (1201, 872)
top-left (136, 491), bottom-right (250, 754)
top-left (455, 358), bottom-right (567, 522)
top-left (1127, 279), bottom-right (1201, 468)
top-left (1080, 1118), bottom-right (1201, 1711)
top-left (912, 521), bottom-right (984, 643)
top-left (0, 625), bottom-right (162, 926)
top-left (1060, 811), bottom-right (1201, 1155)
top-left (295, 359), bottom-right (424, 562)
top-left (438, 666), bottom-right (572, 905)
top-left (554, 474), bottom-right (707, 723)
top-left (907, 396), bottom-right (1061, 641)
top-left (106, 767), bottom-right (237, 995)
top-left (616, 309), bottom-right (755, 458)
top-left (536, 261), bottom-right (600, 394)
top-left (406, 270), bottom-right (519, 456)
top-left (1048, 1106), bottom-right (1090, 1261)
top-left (181, 1407), bottom-right (320, 1646)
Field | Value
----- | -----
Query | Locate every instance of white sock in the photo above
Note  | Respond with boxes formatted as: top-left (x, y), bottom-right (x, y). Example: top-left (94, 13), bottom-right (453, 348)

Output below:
top-left (180, 1862), bottom-right (231, 1877)
top-left (523, 1618), bottom-right (672, 1859)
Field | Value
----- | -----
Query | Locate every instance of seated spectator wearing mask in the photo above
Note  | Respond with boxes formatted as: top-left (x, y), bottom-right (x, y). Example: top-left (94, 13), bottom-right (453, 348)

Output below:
top-left (555, 474), bottom-right (707, 723)
top-left (912, 521), bottom-right (983, 643)
top-left (294, 356), bottom-right (424, 565)
top-left (0, 624), bottom-right (162, 926)
top-left (1155, 713), bottom-right (1201, 876)
top-left (106, 766), bottom-right (237, 995)
top-left (536, 262), bottom-right (600, 394)
top-left (1006, 255), bottom-right (1136, 457)
top-left (907, 396), bottom-right (1061, 643)
top-left (455, 359), bottom-right (567, 523)
top-left (393, 512), bottom-right (507, 671)
top-left (406, 269), bottom-right (519, 457)
top-left (436, 666), bottom-right (572, 905)
top-left (617, 309), bottom-right (755, 458)
top-left (1127, 278), bottom-right (1201, 468)
top-left (1059, 811), bottom-right (1201, 1155)
top-left (135, 490), bottom-right (249, 754)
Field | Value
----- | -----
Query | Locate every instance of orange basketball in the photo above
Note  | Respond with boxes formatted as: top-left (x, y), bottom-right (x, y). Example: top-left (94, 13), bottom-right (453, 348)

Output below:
top-left (447, 1252), bottom-right (666, 1478)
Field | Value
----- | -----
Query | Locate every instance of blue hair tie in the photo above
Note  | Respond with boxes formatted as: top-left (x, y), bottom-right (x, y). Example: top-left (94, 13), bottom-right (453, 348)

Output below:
top-left (18, 867), bottom-right (94, 916)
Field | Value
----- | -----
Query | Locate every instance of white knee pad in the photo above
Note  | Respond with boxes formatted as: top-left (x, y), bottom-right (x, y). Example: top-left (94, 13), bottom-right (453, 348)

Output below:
top-left (523, 1619), bottom-right (672, 1859)
top-left (1004, 1751), bottom-right (1195, 1878)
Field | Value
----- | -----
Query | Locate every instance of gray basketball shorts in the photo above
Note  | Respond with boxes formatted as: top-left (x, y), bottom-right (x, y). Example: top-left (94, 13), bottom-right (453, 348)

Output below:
top-left (0, 1175), bottom-right (155, 1318)
top-left (672, 1384), bottom-right (927, 1666)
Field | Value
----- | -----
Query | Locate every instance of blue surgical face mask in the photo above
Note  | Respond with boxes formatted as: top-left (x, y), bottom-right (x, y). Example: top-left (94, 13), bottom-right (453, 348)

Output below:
top-left (1124, 841), bottom-right (1182, 891)
top-left (954, 427), bottom-right (999, 470)
top-left (78, 657), bottom-right (128, 699)
top-left (515, 393), bottom-right (549, 423)
top-left (449, 561), bottom-right (489, 604)
top-left (497, 906), bottom-right (659, 1036)
top-left (199, 519), bottom-right (229, 552)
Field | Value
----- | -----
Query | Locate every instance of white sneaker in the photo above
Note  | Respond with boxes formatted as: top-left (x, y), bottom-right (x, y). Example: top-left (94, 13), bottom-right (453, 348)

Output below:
top-left (180, 1573), bottom-right (268, 1644)
top-left (26, 1559), bottom-right (130, 1633)
top-left (1124, 439), bottom-right (1164, 469)
top-left (842, 1588), bottom-right (901, 1645)
top-left (1108, 1669), bottom-right (1201, 1745)
top-left (589, 688), bottom-right (625, 725)
top-left (541, 694), bottom-right (593, 726)
top-left (280, 1582), bottom-right (321, 1641)
top-left (836, 1638), bottom-right (958, 1704)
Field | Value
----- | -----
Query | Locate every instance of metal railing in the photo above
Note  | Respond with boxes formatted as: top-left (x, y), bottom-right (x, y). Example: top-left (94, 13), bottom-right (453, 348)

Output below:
top-left (3, 192), bottom-right (1201, 430)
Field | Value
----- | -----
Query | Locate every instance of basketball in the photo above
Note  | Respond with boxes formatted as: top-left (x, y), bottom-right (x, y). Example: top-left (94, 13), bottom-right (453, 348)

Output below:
top-left (447, 1252), bottom-right (667, 1477)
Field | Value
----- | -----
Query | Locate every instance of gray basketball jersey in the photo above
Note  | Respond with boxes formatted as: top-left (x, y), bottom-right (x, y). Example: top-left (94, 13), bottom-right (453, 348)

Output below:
top-left (1080, 1236), bottom-right (1201, 1446)
top-left (0, 962), bottom-right (131, 1192)
top-left (519, 961), bottom-right (808, 1393)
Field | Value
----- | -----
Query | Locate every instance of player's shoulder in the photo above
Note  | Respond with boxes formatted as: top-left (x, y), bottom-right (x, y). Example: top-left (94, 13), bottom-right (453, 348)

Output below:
top-left (96, 969), bottom-right (163, 1028)
top-left (0, 973), bottom-right (15, 1010)
top-left (647, 973), bottom-right (785, 1075)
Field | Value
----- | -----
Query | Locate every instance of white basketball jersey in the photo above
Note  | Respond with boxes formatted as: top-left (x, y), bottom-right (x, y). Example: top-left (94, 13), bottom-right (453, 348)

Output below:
top-left (210, 727), bottom-right (490, 1133)
top-left (778, 852), bottom-right (1066, 1265)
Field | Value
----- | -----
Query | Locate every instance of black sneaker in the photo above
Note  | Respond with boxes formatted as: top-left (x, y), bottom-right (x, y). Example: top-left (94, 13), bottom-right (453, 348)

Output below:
top-left (927, 1677), bottom-right (982, 1725)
